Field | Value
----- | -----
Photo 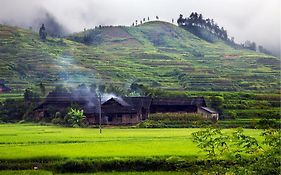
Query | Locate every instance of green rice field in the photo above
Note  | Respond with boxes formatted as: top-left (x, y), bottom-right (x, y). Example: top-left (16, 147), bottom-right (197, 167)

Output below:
top-left (0, 124), bottom-right (263, 160)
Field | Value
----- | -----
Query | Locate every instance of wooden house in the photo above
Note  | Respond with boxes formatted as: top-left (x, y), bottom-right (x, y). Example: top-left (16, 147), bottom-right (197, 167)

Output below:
top-left (33, 91), bottom-right (218, 125)
top-left (197, 106), bottom-right (219, 121)
top-left (84, 97), bottom-right (152, 125)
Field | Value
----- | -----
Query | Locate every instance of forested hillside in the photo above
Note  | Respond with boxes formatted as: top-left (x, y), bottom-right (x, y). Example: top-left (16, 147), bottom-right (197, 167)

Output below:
top-left (0, 21), bottom-right (279, 92)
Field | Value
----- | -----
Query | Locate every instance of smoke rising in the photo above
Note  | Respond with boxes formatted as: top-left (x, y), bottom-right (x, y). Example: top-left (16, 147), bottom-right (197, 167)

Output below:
top-left (0, 0), bottom-right (279, 56)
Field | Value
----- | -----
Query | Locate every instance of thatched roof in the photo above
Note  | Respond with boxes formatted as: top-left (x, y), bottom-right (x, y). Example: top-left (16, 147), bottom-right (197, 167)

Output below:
top-left (200, 107), bottom-right (217, 114)
top-left (151, 97), bottom-right (206, 107)
top-left (102, 97), bottom-right (131, 107)
top-left (34, 91), bottom-right (207, 116)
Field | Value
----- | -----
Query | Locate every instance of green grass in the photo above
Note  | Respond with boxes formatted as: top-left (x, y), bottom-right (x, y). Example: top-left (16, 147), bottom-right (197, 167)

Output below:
top-left (0, 93), bottom-right (23, 101)
top-left (0, 124), bottom-right (263, 160)
top-left (0, 170), bottom-right (52, 175)
top-left (58, 172), bottom-right (191, 175)
top-left (0, 171), bottom-right (191, 175)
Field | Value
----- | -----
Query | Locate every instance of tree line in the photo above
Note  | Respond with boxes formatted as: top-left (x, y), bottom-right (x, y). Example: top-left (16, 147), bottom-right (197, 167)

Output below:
top-left (177, 12), bottom-right (273, 55)
top-left (177, 12), bottom-right (229, 42)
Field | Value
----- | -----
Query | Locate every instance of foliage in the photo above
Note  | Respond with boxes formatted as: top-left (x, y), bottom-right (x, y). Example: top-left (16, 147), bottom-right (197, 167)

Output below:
top-left (23, 88), bottom-right (40, 103)
top-left (1, 23), bottom-right (279, 94)
top-left (192, 128), bottom-right (281, 174)
top-left (38, 82), bottom-right (46, 97)
top-left (230, 129), bottom-right (281, 175)
top-left (257, 119), bottom-right (280, 129)
top-left (192, 128), bottom-right (229, 158)
top-left (192, 127), bottom-right (262, 159)
top-left (228, 109), bottom-right (280, 119)
top-left (230, 128), bottom-right (262, 155)
top-left (0, 170), bottom-right (53, 175)
top-left (0, 124), bottom-right (274, 173)
top-left (149, 113), bottom-right (205, 122)
top-left (138, 113), bottom-right (212, 128)
top-left (0, 89), bottom-right (40, 122)
top-left (177, 12), bottom-right (229, 42)
top-left (262, 129), bottom-right (281, 148)
top-left (209, 96), bottom-right (224, 115)
top-left (64, 108), bottom-right (86, 127)
top-left (0, 99), bottom-right (27, 122)
top-left (0, 171), bottom-right (192, 175)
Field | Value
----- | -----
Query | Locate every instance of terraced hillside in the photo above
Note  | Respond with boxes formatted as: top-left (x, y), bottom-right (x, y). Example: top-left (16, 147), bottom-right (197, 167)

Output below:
top-left (0, 21), bottom-right (280, 92)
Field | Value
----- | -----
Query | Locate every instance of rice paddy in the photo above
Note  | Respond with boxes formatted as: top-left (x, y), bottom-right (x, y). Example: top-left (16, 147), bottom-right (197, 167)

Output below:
top-left (0, 124), bottom-right (263, 160)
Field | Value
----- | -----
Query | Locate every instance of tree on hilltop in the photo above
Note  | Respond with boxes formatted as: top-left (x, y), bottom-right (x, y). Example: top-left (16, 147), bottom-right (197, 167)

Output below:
top-left (39, 24), bottom-right (47, 41)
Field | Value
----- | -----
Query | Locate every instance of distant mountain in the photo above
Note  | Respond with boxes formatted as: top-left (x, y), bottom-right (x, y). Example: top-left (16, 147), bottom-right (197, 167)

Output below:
top-left (0, 21), bottom-right (279, 92)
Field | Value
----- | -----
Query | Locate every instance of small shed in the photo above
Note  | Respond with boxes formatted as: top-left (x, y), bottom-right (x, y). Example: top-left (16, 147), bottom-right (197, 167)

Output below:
top-left (198, 106), bottom-right (219, 121)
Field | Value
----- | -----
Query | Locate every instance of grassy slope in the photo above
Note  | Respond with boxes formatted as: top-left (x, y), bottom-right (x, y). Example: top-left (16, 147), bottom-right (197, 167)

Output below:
top-left (0, 124), bottom-right (263, 160)
top-left (0, 22), bottom-right (279, 92)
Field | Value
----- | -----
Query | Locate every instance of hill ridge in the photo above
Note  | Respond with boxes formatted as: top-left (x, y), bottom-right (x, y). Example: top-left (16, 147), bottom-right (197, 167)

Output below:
top-left (0, 22), bottom-right (279, 93)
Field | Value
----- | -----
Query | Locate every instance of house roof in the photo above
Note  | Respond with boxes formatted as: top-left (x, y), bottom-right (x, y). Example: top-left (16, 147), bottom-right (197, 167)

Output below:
top-left (200, 107), bottom-right (217, 114)
top-left (34, 91), bottom-right (207, 116)
top-left (151, 97), bottom-right (206, 106)
top-left (102, 97), bottom-right (131, 107)
top-left (123, 97), bottom-right (152, 110)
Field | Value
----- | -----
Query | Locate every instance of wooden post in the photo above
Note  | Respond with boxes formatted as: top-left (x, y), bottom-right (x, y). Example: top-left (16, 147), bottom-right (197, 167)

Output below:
top-left (99, 93), bottom-right (102, 134)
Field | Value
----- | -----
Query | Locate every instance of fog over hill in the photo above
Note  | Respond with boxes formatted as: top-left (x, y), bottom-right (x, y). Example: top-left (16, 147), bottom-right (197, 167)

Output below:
top-left (0, 0), bottom-right (280, 56)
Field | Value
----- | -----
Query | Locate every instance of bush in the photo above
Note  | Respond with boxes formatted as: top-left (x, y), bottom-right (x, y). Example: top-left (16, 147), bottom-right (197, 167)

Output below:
top-left (235, 109), bottom-right (280, 119)
top-left (257, 119), bottom-right (280, 129)
top-left (149, 113), bottom-right (205, 122)
top-left (51, 117), bottom-right (64, 125)
top-left (137, 113), bottom-right (209, 128)
top-left (0, 99), bottom-right (27, 122)
top-left (64, 108), bottom-right (86, 127)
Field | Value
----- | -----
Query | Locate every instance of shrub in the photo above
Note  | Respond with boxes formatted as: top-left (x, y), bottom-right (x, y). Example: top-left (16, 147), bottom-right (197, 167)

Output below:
top-left (235, 109), bottom-right (280, 119)
top-left (192, 128), bottom-right (229, 158)
top-left (192, 128), bottom-right (262, 159)
top-left (0, 99), bottom-right (27, 122)
top-left (257, 119), bottom-right (280, 129)
top-left (51, 117), bottom-right (64, 125)
top-left (149, 113), bottom-right (205, 122)
top-left (64, 108), bottom-right (86, 127)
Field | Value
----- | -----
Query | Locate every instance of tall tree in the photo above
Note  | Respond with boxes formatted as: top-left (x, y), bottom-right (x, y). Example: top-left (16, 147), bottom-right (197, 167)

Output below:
top-left (39, 24), bottom-right (47, 41)
top-left (177, 14), bottom-right (185, 26)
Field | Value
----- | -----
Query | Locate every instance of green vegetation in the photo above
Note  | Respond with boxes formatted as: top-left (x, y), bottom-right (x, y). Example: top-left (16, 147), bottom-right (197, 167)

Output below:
top-left (0, 124), bottom-right (263, 160)
top-left (0, 22), bottom-right (280, 121)
top-left (191, 127), bottom-right (280, 174)
top-left (0, 170), bottom-right (53, 175)
top-left (0, 20), bottom-right (280, 175)
top-left (0, 124), bottom-right (278, 174)
top-left (139, 113), bottom-right (211, 128)
top-left (64, 108), bottom-right (86, 127)
top-left (0, 22), bottom-right (279, 121)
top-left (0, 171), bottom-right (191, 175)
top-left (0, 124), bottom-right (202, 159)
top-left (0, 22), bottom-right (279, 93)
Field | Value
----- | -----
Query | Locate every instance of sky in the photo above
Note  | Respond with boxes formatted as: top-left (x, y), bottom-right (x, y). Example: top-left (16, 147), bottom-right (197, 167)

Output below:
top-left (0, 0), bottom-right (280, 56)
